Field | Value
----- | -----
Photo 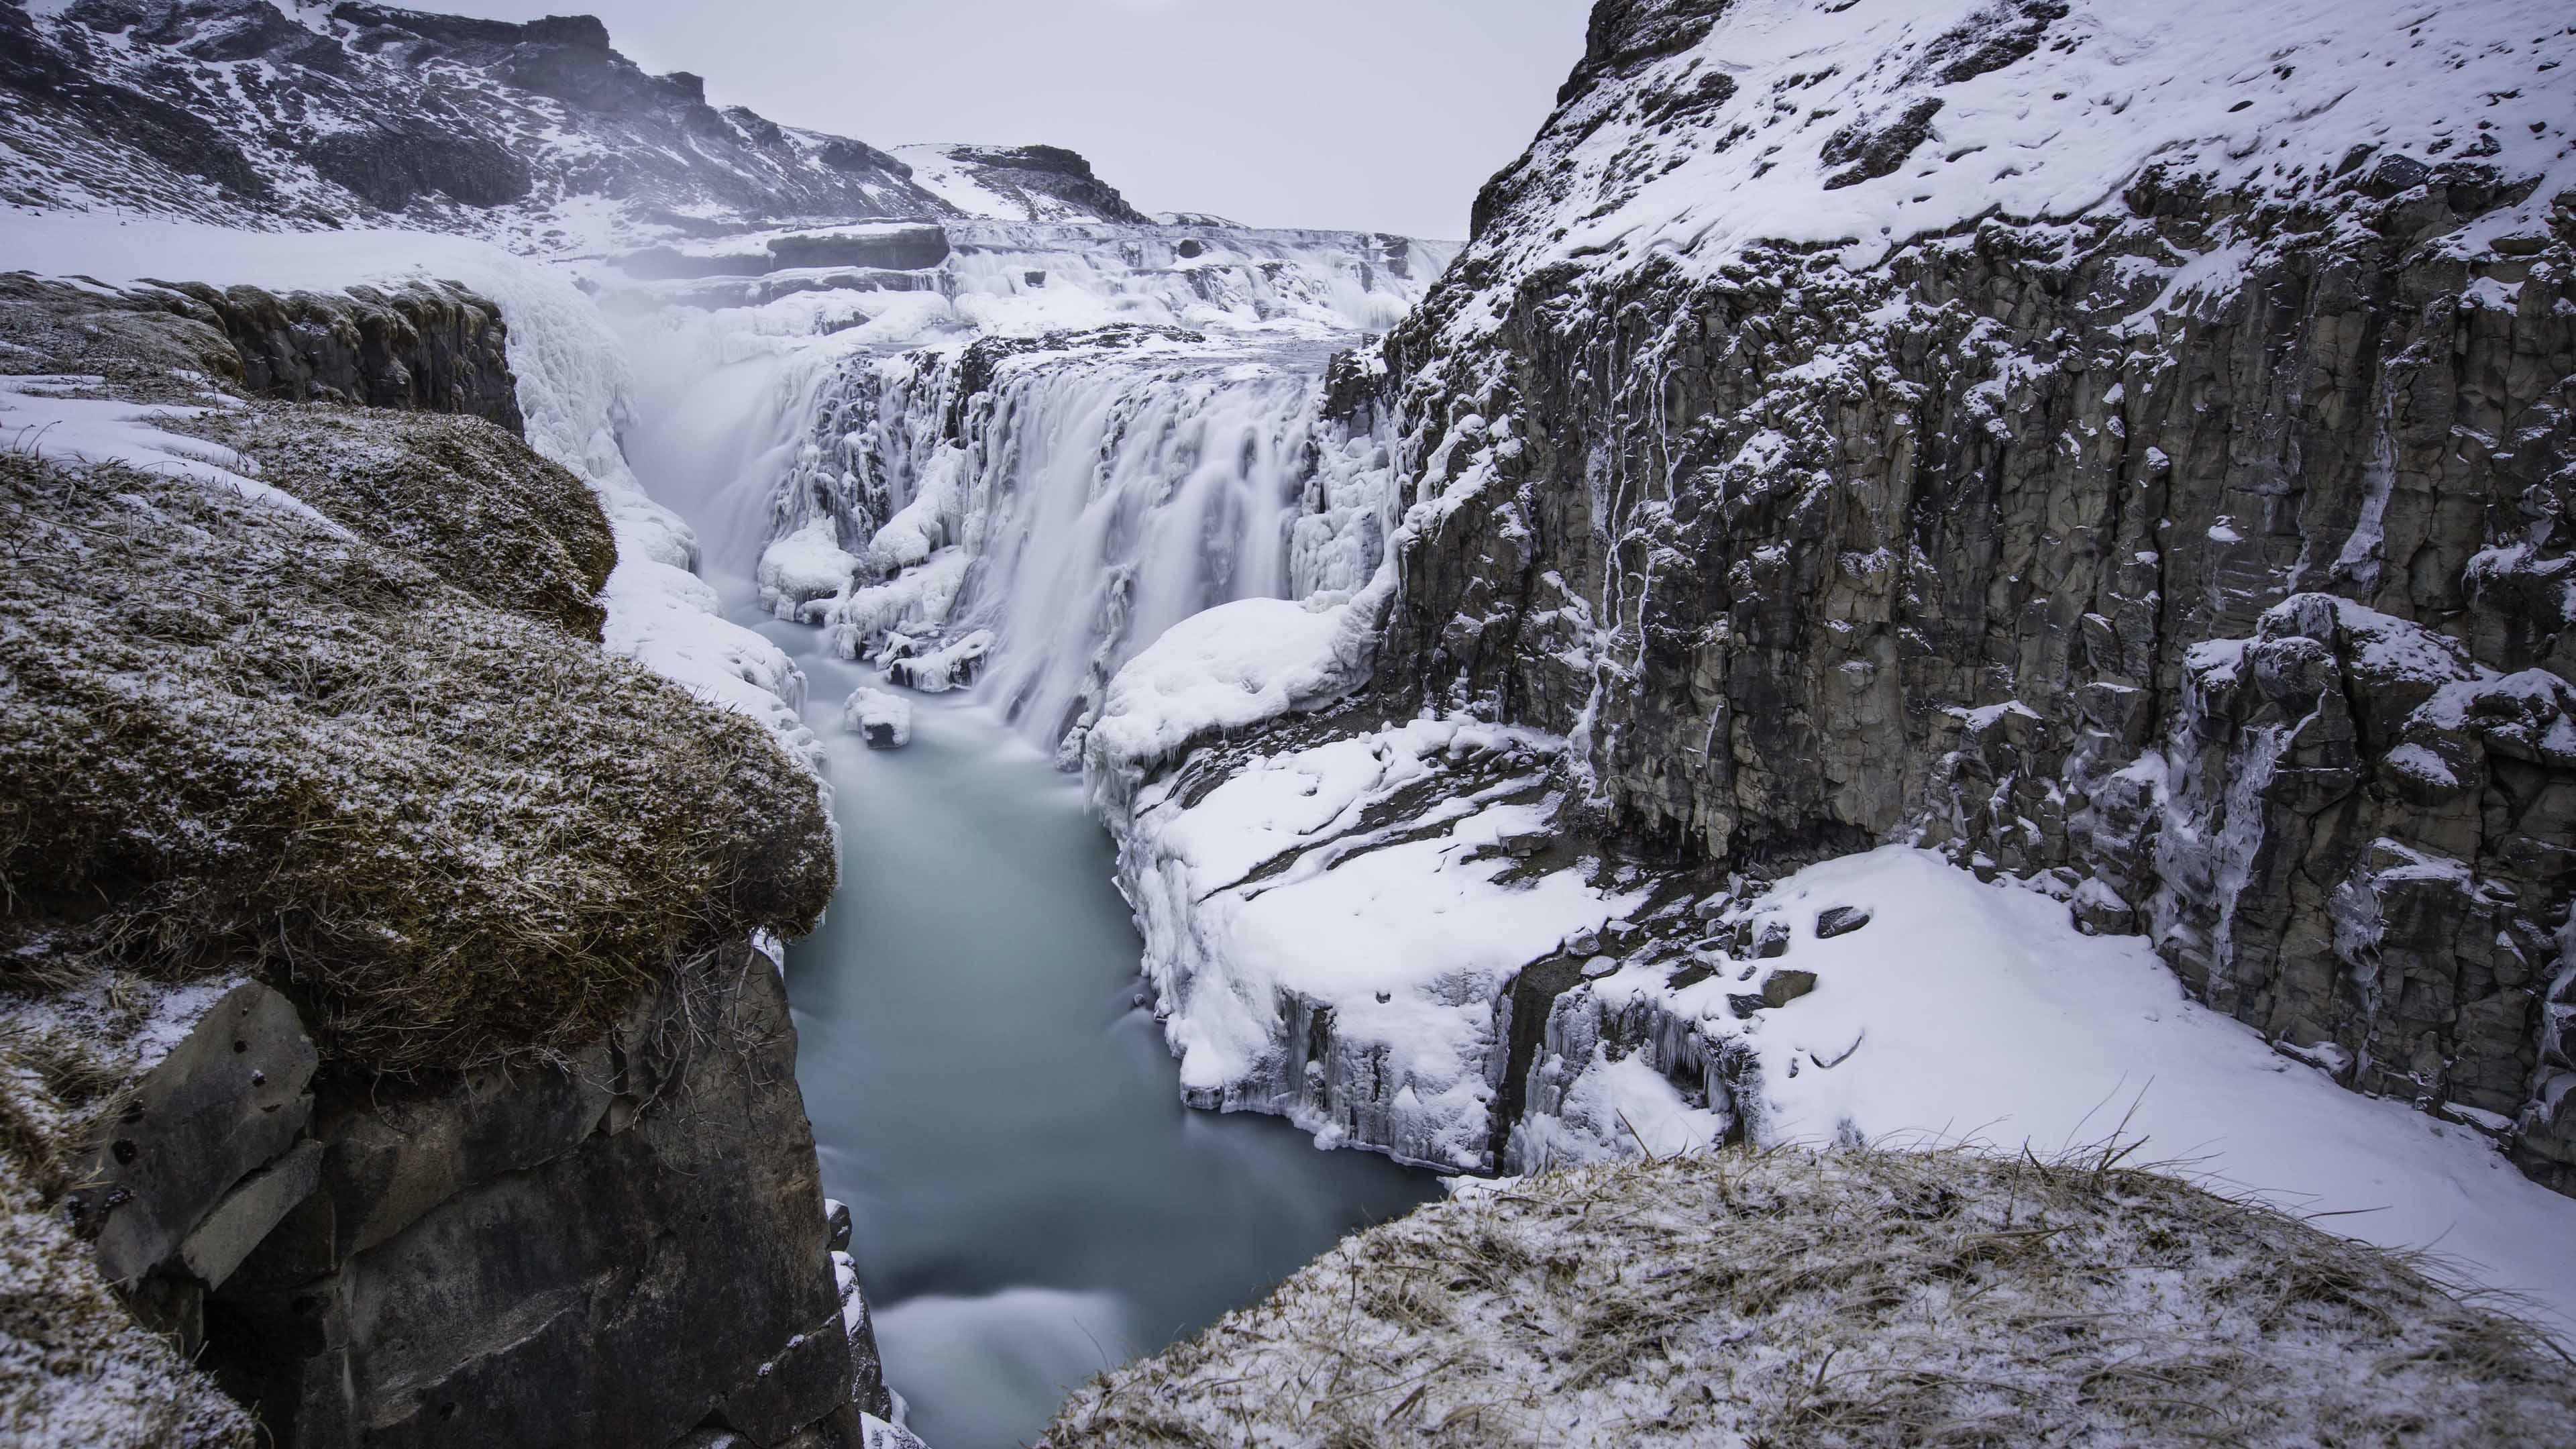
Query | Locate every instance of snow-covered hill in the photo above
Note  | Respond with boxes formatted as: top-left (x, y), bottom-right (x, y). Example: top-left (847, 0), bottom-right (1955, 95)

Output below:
top-left (0, 0), bottom-right (957, 251)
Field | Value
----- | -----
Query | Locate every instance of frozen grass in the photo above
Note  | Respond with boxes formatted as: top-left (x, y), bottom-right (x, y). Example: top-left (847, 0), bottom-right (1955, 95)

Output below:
top-left (164, 403), bottom-right (618, 639)
top-left (1046, 1144), bottom-right (2576, 1448)
top-left (0, 1154), bottom-right (254, 1449)
top-left (0, 439), bottom-right (833, 1075)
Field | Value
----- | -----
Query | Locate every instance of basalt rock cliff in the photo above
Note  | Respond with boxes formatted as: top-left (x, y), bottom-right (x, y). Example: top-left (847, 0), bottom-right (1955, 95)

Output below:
top-left (1093, 0), bottom-right (2576, 1196)
top-left (1367, 0), bottom-right (2576, 1186)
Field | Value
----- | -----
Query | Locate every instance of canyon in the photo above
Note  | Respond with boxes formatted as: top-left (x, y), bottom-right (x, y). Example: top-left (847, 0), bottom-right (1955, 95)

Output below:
top-left (5, 1), bottom-right (2576, 1445)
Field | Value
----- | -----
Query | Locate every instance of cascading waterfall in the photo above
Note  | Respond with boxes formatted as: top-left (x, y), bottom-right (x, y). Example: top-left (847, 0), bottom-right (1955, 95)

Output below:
top-left (584, 219), bottom-right (1456, 1447)
top-left (763, 365), bottom-right (1406, 772)
top-left (798, 336), bottom-right (1383, 758)
top-left (608, 219), bottom-right (1450, 761)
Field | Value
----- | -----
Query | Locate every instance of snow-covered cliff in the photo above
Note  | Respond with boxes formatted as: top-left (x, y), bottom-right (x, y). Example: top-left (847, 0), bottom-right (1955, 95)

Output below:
top-left (0, 0), bottom-right (957, 250)
top-left (1074, 0), bottom-right (2576, 1329)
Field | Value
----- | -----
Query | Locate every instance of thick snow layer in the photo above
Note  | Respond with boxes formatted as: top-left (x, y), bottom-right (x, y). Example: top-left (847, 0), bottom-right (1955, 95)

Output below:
top-left (841, 686), bottom-right (914, 749)
top-left (1568, 847), bottom-right (2576, 1332)
top-left (885, 146), bottom-right (1018, 219)
top-left (758, 517), bottom-right (857, 617)
top-left (1084, 589), bottom-right (1386, 783)
top-left (1117, 717), bottom-right (1635, 1171)
top-left (1485, 0), bottom-right (2576, 292)
top-left (0, 215), bottom-right (820, 765)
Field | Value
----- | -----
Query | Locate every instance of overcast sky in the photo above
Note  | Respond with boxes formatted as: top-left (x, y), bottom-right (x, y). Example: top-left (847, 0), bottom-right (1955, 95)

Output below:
top-left (429, 0), bottom-right (1587, 239)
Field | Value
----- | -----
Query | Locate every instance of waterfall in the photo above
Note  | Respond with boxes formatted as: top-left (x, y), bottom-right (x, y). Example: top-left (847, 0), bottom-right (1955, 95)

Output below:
top-left (593, 220), bottom-right (1455, 763)
top-left (792, 335), bottom-right (1382, 759)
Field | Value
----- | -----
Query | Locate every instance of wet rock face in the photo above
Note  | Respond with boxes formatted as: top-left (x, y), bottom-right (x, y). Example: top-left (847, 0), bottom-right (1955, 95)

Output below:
top-left (1360, 10), bottom-right (2576, 1189)
top-left (193, 943), bottom-right (882, 1449)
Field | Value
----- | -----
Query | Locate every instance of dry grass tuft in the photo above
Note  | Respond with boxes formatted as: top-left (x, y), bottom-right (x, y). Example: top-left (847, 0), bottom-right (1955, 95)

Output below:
top-left (1044, 1144), bottom-right (2576, 1448)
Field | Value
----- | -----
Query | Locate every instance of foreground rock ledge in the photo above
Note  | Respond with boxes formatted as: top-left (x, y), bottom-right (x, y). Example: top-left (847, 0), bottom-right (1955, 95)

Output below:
top-left (1044, 1147), bottom-right (2576, 1448)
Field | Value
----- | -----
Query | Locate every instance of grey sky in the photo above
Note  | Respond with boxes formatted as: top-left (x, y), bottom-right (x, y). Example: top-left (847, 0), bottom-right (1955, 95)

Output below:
top-left (431, 0), bottom-right (1589, 239)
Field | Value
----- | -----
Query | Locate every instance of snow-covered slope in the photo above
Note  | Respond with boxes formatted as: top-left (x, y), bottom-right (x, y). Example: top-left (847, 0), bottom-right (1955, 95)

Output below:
top-left (888, 144), bottom-right (1148, 225)
top-left (0, 0), bottom-right (952, 251)
top-left (1458, 0), bottom-right (2572, 310)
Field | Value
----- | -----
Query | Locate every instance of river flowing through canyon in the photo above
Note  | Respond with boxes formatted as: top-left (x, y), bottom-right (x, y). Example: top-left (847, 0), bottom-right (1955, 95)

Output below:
top-left (763, 617), bottom-right (1430, 1449)
top-left (610, 229), bottom-right (1450, 1445)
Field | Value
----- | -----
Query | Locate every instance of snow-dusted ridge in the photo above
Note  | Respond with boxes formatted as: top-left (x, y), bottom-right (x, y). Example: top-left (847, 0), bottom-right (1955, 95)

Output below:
top-left (1464, 0), bottom-right (2574, 311)
top-left (0, 0), bottom-right (951, 253)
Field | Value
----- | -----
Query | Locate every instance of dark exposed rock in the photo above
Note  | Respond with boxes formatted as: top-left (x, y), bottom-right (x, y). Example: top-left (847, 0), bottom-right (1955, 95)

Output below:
top-left (199, 943), bottom-right (875, 1449)
top-left (1815, 906), bottom-right (1871, 939)
top-left (0, 272), bottom-right (523, 429)
top-left (769, 227), bottom-right (953, 272)
top-left (70, 983), bottom-right (320, 1292)
top-left (1760, 969), bottom-right (1819, 1008)
top-left (1819, 97), bottom-right (1941, 190)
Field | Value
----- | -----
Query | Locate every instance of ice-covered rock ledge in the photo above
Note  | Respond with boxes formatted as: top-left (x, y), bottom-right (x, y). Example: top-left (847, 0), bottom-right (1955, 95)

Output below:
top-left (1083, 604), bottom-right (2576, 1332)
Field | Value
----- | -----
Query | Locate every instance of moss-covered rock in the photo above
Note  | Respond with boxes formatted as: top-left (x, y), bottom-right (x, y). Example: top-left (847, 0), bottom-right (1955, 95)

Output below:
top-left (0, 446), bottom-right (832, 1073)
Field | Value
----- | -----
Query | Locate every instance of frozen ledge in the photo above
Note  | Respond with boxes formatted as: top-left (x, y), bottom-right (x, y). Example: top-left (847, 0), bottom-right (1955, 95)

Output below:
top-left (1090, 670), bottom-right (2576, 1332)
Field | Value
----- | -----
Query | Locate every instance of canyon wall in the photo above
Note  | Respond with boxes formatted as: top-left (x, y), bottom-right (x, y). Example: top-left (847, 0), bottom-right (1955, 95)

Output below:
top-left (1085, 0), bottom-right (2576, 1197)
top-left (0, 273), bottom-right (888, 1447)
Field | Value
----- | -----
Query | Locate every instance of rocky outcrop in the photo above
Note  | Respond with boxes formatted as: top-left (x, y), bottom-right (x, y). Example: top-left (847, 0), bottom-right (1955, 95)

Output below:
top-left (168, 279), bottom-right (526, 427)
top-left (2, 275), bottom-right (881, 1446)
top-left (182, 943), bottom-right (886, 1449)
top-left (0, 270), bottom-right (523, 429)
top-left (888, 143), bottom-right (1151, 225)
top-left (1049, 1146), bottom-right (2576, 1446)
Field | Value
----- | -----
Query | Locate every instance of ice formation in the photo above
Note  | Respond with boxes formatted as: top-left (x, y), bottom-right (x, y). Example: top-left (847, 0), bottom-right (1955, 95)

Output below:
top-left (842, 688), bottom-right (916, 750)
